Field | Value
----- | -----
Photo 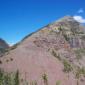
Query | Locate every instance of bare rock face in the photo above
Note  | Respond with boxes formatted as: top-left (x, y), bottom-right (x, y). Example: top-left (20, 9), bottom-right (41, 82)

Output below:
top-left (52, 16), bottom-right (85, 48)
top-left (55, 16), bottom-right (80, 32)
top-left (0, 16), bottom-right (85, 85)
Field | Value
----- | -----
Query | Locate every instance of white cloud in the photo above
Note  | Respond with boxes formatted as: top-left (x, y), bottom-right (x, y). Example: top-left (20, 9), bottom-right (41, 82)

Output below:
top-left (78, 8), bottom-right (84, 13)
top-left (73, 15), bottom-right (85, 23)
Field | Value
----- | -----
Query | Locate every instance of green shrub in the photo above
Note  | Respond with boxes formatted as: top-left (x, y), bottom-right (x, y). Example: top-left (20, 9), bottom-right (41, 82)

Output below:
top-left (0, 70), bottom-right (20, 85)
top-left (58, 26), bottom-right (62, 31)
top-left (74, 48), bottom-right (85, 60)
top-left (63, 60), bottom-right (73, 73)
top-left (63, 34), bottom-right (69, 41)
top-left (4, 74), bottom-right (12, 85)
top-left (76, 67), bottom-right (85, 79)
top-left (56, 80), bottom-right (61, 85)
top-left (42, 73), bottom-right (48, 85)
top-left (14, 71), bottom-right (19, 85)
top-left (0, 70), bottom-right (4, 85)
top-left (52, 50), bottom-right (61, 60)
top-left (30, 81), bottom-right (37, 85)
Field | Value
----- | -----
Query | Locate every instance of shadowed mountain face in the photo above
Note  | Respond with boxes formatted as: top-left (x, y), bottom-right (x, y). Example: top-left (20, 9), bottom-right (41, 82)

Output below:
top-left (0, 38), bottom-right (9, 57)
top-left (0, 16), bottom-right (85, 85)
top-left (0, 38), bottom-right (9, 48)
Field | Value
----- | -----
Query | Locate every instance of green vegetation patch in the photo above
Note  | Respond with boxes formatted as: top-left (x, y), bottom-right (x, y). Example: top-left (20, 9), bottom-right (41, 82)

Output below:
top-left (74, 48), bottom-right (85, 60)
top-left (0, 70), bottom-right (19, 85)
top-left (42, 73), bottom-right (48, 85)
top-left (51, 50), bottom-right (61, 60)
top-left (63, 60), bottom-right (73, 73)
top-left (56, 80), bottom-right (61, 85)
top-left (76, 67), bottom-right (85, 79)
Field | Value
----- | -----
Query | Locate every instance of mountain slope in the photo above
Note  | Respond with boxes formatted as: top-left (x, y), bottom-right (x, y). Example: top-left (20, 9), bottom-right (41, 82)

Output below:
top-left (0, 16), bottom-right (85, 85)
top-left (0, 38), bottom-right (9, 57)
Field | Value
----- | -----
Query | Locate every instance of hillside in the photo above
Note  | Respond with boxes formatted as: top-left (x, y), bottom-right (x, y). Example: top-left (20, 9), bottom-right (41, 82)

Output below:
top-left (0, 16), bottom-right (85, 85)
top-left (0, 38), bottom-right (9, 57)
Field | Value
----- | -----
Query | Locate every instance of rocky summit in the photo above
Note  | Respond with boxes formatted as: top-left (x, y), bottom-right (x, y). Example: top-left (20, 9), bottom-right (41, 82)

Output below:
top-left (0, 16), bottom-right (85, 85)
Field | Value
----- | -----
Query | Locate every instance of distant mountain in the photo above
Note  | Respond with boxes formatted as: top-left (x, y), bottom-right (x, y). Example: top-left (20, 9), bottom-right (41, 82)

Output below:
top-left (0, 38), bottom-right (9, 57)
top-left (0, 16), bottom-right (85, 85)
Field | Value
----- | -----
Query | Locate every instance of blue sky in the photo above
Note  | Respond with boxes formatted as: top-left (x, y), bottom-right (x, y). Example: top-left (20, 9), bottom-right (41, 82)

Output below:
top-left (0, 0), bottom-right (85, 45)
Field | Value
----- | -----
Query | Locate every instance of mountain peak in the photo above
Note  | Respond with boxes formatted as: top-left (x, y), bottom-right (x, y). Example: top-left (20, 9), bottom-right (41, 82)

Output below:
top-left (50, 15), bottom-right (80, 32)
top-left (57, 15), bottom-right (78, 23)
top-left (61, 15), bottom-right (73, 19)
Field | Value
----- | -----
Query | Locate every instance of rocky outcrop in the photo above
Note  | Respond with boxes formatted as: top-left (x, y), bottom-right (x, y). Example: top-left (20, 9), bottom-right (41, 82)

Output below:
top-left (50, 16), bottom-right (85, 48)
